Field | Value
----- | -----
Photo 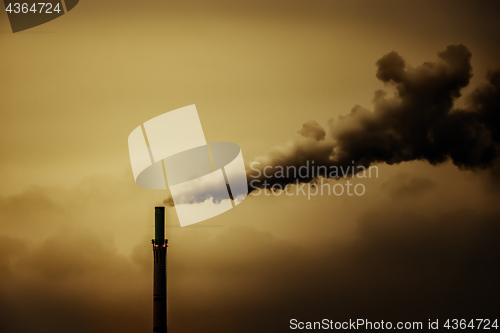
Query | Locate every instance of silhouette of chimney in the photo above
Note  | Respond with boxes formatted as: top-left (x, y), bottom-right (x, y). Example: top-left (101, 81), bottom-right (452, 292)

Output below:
top-left (152, 207), bottom-right (167, 332)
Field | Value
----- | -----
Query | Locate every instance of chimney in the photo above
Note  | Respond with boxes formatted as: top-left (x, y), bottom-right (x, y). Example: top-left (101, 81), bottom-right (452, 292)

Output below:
top-left (152, 207), bottom-right (167, 333)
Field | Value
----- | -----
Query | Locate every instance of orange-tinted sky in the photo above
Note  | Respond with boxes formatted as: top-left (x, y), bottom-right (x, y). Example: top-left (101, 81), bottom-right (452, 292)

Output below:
top-left (1, 1), bottom-right (500, 332)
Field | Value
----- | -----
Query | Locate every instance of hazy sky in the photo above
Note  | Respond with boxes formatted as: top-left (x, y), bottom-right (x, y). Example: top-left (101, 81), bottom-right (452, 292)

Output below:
top-left (1, 1), bottom-right (499, 332)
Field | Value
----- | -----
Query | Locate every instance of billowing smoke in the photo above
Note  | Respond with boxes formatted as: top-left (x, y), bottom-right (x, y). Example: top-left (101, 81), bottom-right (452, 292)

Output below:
top-left (164, 44), bottom-right (500, 205)
top-left (248, 44), bottom-right (500, 191)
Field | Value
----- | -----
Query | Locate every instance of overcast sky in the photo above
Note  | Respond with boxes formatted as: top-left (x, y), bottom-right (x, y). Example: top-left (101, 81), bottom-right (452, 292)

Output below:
top-left (1, 1), bottom-right (499, 332)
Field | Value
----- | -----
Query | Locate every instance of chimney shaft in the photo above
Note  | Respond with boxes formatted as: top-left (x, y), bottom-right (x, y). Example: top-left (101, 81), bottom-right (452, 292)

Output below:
top-left (153, 207), bottom-right (167, 333)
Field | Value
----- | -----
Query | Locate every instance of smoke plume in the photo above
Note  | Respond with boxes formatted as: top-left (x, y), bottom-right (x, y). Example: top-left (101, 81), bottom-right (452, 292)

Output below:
top-left (248, 44), bottom-right (500, 191)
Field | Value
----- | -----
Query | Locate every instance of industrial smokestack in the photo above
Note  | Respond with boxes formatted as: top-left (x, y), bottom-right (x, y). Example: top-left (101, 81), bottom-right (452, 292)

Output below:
top-left (152, 207), bottom-right (167, 333)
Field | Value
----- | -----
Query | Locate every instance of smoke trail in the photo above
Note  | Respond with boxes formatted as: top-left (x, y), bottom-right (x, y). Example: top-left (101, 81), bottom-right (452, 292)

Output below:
top-left (165, 45), bottom-right (499, 204)
top-left (248, 44), bottom-right (500, 191)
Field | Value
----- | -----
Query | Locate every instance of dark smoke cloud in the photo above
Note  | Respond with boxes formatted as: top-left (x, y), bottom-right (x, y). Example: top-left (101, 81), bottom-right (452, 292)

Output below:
top-left (297, 120), bottom-right (326, 141)
top-left (248, 45), bottom-right (500, 190)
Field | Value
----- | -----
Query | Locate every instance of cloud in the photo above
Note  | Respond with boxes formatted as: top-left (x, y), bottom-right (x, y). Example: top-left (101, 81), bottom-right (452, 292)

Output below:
top-left (0, 232), bottom-right (150, 333)
top-left (163, 45), bottom-right (500, 205)
top-left (382, 173), bottom-right (436, 198)
top-left (248, 45), bottom-right (500, 192)
top-left (0, 166), bottom-right (499, 333)
top-left (166, 208), bottom-right (500, 333)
